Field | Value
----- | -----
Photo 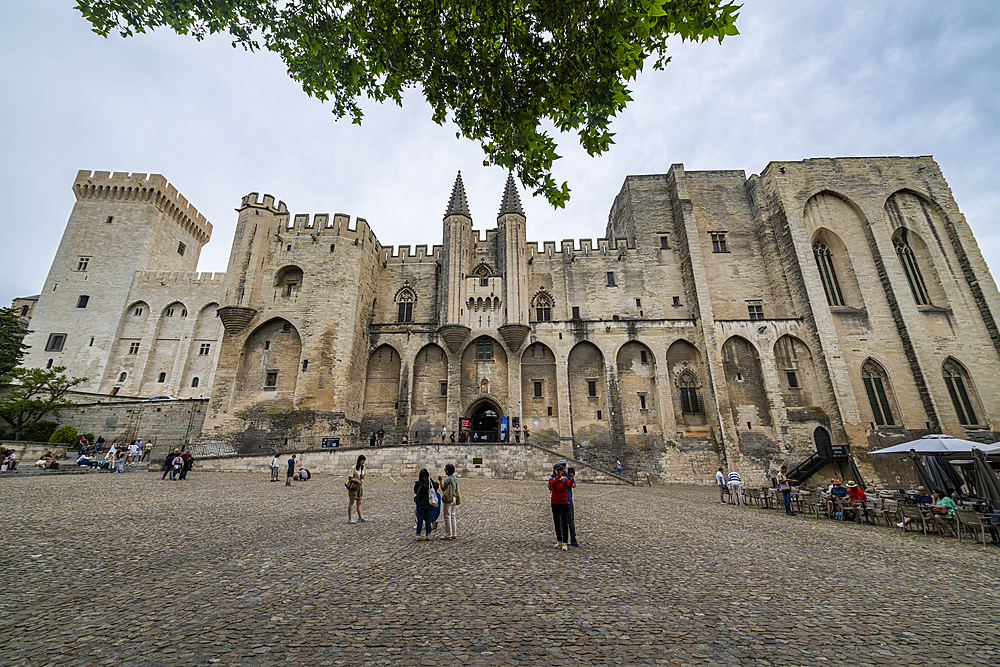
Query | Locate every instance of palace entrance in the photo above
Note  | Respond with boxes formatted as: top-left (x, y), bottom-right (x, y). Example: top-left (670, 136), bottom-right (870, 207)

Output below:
top-left (468, 399), bottom-right (503, 442)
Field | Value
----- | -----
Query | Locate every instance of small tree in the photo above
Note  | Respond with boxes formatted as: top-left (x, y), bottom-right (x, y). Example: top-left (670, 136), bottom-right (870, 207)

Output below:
top-left (0, 367), bottom-right (86, 441)
top-left (49, 425), bottom-right (79, 445)
top-left (0, 306), bottom-right (30, 382)
top-left (23, 420), bottom-right (59, 443)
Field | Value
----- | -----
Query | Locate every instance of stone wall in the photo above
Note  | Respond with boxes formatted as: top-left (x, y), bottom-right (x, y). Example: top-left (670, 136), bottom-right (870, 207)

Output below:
top-left (55, 399), bottom-right (209, 453)
top-left (193, 443), bottom-right (625, 483)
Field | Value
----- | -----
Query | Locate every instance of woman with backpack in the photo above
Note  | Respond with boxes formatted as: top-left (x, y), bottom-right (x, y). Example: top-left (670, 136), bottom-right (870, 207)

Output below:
top-left (413, 468), bottom-right (439, 540)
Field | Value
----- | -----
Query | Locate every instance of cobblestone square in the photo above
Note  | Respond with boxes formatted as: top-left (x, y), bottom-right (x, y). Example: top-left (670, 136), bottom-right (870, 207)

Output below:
top-left (2, 472), bottom-right (998, 666)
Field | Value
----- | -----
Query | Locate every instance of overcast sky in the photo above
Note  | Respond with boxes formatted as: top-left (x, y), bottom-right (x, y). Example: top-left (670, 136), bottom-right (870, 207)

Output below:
top-left (2, 1), bottom-right (999, 308)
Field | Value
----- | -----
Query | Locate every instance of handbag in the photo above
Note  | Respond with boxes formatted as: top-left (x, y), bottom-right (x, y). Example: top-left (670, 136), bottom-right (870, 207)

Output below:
top-left (442, 479), bottom-right (454, 504)
top-left (346, 479), bottom-right (360, 491)
top-left (427, 481), bottom-right (439, 507)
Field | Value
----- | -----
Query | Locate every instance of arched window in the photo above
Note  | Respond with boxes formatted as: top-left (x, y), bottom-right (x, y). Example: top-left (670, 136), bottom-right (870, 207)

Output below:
top-left (894, 232), bottom-right (930, 306)
top-left (191, 377), bottom-right (200, 388)
top-left (813, 241), bottom-right (845, 306)
top-left (473, 264), bottom-right (492, 286)
top-left (158, 372), bottom-right (166, 383)
top-left (678, 371), bottom-right (702, 414)
top-left (46, 359), bottom-right (53, 369)
top-left (533, 293), bottom-right (553, 322)
top-left (396, 288), bottom-right (415, 323)
top-left (118, 371), bottom-right (127, 382)
top-left (861, 360), bottom-right (896, 426)
top-left (943, 359), bottom-right (980, 426)
top-left (274, 266), bottom-right (304, 298)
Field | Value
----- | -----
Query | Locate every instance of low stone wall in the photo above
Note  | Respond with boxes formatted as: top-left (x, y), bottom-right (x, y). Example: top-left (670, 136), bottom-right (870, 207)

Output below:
top-left (56, 399), bottom-right (209, 454)
top-left (0, 441), bottom-right (69, 463)
top-left (193, 443), bottom-right (623, 483)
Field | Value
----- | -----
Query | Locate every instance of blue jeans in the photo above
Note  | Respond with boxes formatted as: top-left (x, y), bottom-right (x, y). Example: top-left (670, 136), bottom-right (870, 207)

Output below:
top-left (416, 506), bottom-right (434, 535)
top-left (782, 489), bottom-right (792, 514)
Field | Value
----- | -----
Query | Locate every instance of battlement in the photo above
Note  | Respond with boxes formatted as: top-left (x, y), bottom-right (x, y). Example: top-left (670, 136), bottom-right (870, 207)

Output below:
top-left (240, 192), bottom-right (288, 213)
top-left (134, 270), bottom-right (227, 285)
top-left (526, 237), bottom-right (634, 261)
top-left (379, 244), bottom-right (444, 265)
top-left (75, 171), bottom-right (213, 245)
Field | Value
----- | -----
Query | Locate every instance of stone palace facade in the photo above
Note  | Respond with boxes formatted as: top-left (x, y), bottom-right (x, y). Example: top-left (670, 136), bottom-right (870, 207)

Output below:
top-left (20, 158), bottom-right (1000, 482)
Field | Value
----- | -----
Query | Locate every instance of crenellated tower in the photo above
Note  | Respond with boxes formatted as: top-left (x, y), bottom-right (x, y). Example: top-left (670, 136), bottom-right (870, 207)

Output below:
top-left (438, 172), bottom-right (474, 353)
top-left (217, 192), bottom-right (288, 335)
top-left (496, 175), bottom-right (531, 352)
top-left (22, 171), bottom-right (212, 390)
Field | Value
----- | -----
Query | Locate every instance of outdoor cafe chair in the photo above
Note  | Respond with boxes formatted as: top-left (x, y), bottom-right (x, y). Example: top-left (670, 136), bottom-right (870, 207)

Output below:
top-left (746, 488), bottom-right (761, 508)
top-left (955, 509), bottom-right (989, 546)
top-left (880, 499), bottom-right (900, 526)
top-left (900, 504), bottom-right (930, 535)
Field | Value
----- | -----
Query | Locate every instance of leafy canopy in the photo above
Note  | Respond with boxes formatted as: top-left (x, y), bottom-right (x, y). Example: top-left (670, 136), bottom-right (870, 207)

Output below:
top-left (0, 367), bottom-right (87, 441)
top-left (0, 306), bottom-right (30, 382)
top-left (75, 0), bottom-right (740, 207)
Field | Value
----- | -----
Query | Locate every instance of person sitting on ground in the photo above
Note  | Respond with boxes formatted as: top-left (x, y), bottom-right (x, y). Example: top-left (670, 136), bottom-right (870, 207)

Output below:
top-left (897, 486), bottom-right (933, 528)
top-left (36, 452), bottom-right (57, 469)
top-left (927, 487), bottom-right (957, 537)
top-left (824, 479), bottom-right (849, 517)
top-left (294, 468), bottom-right (310, 481)
top-left (843, 481), bottom-right (867, 522)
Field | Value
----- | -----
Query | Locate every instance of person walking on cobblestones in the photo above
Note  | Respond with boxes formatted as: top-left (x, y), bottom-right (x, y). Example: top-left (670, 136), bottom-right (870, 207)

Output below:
top-left (285, 455), bottom-right (296, 486)
top-left (549, 462), bottom-right (572, 551)
top-left (162, 449), bottom-right (179, 479)
top-left (413, 468), bottom-right (439, 540)
top-left (347, 455), bottom-right (367, 524)
top-left (776, 465), bottom-right (795, 516)
top-left (438, 464), bottom-right (459, 540)
top-left (269, 454), bottom-right (280, 482)
top-left (716, 467), bottom-right (727, 504)
top-left (727, 469), bottom-right (743, 505)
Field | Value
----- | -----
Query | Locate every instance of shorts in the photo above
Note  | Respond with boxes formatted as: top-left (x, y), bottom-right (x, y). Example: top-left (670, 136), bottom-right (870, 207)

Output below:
top-left (349, 485), bottom-right (363, 501)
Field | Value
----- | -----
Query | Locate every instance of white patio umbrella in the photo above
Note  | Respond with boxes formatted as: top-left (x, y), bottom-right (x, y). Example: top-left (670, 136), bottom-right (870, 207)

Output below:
top-left (868, 434), bottom-right (986, 455)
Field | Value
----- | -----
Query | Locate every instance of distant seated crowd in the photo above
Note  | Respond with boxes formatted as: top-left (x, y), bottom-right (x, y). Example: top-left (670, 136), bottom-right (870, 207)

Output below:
top-left (1, 448), bottom-right (20, 472)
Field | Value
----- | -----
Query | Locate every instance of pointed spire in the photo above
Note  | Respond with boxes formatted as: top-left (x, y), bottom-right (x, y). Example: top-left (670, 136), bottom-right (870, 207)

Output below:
top-left (444, 171), bottom-right (471, 219)
top-left (498, 173), bottom-right (524, 217)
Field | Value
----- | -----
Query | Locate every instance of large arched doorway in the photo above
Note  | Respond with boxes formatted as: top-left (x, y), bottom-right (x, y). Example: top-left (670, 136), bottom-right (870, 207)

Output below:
top-left (467, 398), bottom-right (504, 442)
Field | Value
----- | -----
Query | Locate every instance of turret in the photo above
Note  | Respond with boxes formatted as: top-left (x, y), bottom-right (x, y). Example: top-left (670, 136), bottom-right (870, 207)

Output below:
top-left (218, 192), bottom-right (287, 335)
top-left (438, 172), bottom-right (474, 352)
top-left (496, 175), bottom-right (531, 352)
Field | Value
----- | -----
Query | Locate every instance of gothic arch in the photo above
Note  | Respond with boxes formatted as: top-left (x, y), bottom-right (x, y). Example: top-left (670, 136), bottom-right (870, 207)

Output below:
top-left (810, 227), bottom-right (864, 309)
top-left (531, 291), bottom-right (554, 322)
top-left (941, 357), bottom-right (984, 427)
top-left (411, 343), bottom-right (448, 438)
top-left (460, 336), bottom-right (508, 413)
top-left (362, 344), bottom-right (402, 424)
top-left (772, 335), bottom-right (821, 409)
top-left (666, 339), bottom-right (707, 426)
top-left (567, 341), bottom-right (608, 433)
top-left (616, 341), bottom-right (660, 437)
top-left (890, 226), bottom-right (948, 308)
top-left (273, 265), bottom-right (304, 298)
top-left (721, 335), bottom-right (771, 427)
top-left (522, 341), bottom-right (558, 428)
top-left (234, 317), bottom-right (302, 405)
top-left (860, 358), bottom-right (899, 428)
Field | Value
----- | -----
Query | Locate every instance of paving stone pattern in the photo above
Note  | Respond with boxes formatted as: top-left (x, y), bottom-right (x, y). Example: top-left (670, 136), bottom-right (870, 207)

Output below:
top-left (1, 473), bottom-right (998, 666)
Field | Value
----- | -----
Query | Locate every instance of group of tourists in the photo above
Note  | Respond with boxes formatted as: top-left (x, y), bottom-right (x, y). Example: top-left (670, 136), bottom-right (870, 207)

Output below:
top-left (1, 448), bottom-right (20, 472)
top-left (160, 449), bottom-right (193, 480)
top-left (895, 485), bottom-right (959, 536)
top-left (264, 452), bottom-right (586, 548)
